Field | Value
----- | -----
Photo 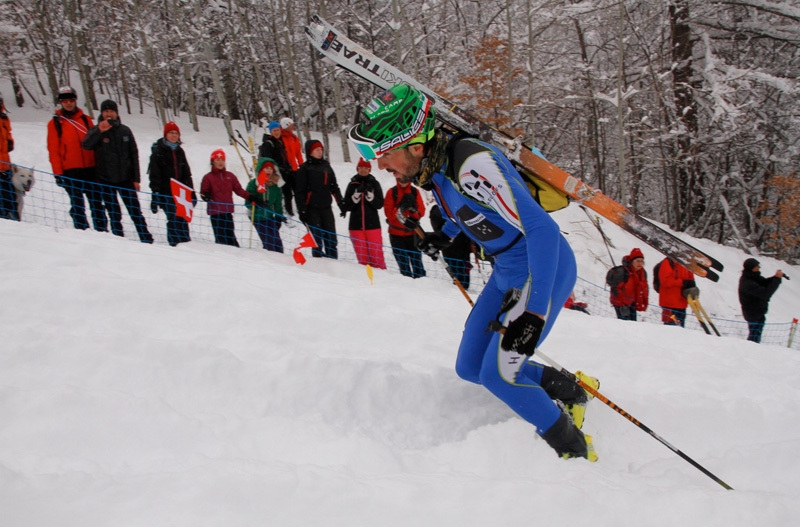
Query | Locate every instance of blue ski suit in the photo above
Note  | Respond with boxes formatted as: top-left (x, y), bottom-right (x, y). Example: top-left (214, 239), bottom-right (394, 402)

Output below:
top-left (429, 137), bottom-right (577, 435)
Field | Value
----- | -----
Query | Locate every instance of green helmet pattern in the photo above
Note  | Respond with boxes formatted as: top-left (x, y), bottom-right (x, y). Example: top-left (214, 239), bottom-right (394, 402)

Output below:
top-left (348, 83), bottom-right (436, 160)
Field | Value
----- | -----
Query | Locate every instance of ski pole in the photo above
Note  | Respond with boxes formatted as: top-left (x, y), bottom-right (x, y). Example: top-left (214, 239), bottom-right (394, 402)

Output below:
top-left (488, 288), bottom-right (734, 490)
top-left (580, 204), bottom-right (615, 266)
top-left (688, 296), bottom-right (713, 336)
top-left (692, 296), bottom-right (721, 336)
top-left (229, 134), bottom-right (253, 179)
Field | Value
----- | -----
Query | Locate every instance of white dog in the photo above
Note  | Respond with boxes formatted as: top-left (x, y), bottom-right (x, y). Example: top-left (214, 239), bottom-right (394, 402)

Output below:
top-left (4, 165), bottom-right (35, 220)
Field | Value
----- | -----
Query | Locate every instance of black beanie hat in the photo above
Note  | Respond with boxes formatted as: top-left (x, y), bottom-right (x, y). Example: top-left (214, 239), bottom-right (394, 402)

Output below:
top-left (100, 99), bottom-right (118, 113)
top-left (743, 258), bottom-right (760, 272)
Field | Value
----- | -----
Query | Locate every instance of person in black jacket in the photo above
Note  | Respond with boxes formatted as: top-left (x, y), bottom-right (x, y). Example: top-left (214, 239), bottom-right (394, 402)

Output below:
top-left (82, 99), bottom-right (153, 243)
top-left (148, 121), bottom-right (196, 246)
top-left (738, 258), bottom-right (784, 343)
top-left (295, 139), bottom-right (344, 259)
top-left (259, 121), bottom-right (295, 216)
top-left (342, 157), bottom-right (386, 269)
top-left (429, 204), bottom-right (473, 290)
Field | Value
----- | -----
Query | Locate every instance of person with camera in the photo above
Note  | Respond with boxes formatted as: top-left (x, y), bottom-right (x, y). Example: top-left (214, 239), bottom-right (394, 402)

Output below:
top-left (383, 168), bottom-right (426, 278)
top-left (738, 258), bottom-right (785, 343)
top-left (82, 99), bottom-right (153, 243)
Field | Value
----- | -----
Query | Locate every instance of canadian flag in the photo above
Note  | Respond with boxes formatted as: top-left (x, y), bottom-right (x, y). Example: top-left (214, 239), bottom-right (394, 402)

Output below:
top-left (293, 231), bottom-right (318, 265)
top-left (170, 178), bottom-right (194, 222)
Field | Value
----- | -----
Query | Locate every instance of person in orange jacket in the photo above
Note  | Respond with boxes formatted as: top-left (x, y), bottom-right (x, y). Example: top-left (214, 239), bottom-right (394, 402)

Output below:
top-left (47, 86), bottom-right (108, 231)
top-left (609, 248), bottom-right (649, 321)
top-left (0, 92), bottom-right (17, 220)
top-left (655, 257), bottom-right (696, 327)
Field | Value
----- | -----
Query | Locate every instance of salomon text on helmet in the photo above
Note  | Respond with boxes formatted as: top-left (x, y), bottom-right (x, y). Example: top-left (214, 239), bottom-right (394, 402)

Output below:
top-left (348, 83), bottom-right (436, 161)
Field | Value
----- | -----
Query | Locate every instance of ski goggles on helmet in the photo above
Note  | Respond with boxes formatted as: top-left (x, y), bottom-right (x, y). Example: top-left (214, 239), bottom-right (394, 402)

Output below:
top-left (348, 92), bottom-right (434, 161)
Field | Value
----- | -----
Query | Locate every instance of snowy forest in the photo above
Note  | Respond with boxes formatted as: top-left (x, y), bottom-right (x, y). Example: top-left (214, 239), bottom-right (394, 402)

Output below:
top-left (2, 0), bottom-right (799, 262)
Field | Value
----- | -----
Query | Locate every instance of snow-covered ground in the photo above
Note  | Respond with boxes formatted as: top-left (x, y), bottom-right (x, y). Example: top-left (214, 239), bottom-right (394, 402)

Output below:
top-left (2, 86), bottom-right (800, 526)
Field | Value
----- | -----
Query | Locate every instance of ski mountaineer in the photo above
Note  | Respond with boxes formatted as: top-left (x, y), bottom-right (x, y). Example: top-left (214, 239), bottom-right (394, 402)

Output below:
top-left (348, 83), bottom-right (599, 461)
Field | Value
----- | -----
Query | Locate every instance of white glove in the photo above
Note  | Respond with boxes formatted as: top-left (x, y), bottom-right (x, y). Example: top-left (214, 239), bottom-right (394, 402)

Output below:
top-left (351, 190), bottom-right (362, 203)
top-left (365, 190), bottom-right (375, 201)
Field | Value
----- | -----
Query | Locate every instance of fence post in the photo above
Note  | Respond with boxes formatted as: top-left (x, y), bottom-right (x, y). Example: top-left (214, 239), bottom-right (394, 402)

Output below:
top-left (789, 318), bottom-right (798, 349)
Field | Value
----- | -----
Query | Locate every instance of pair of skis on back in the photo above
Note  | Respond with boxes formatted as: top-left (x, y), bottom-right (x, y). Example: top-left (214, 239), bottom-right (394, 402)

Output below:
top-left (304, 14), bottom-right (724, 283)
top-left (304, 14), bottom-right (733, 490)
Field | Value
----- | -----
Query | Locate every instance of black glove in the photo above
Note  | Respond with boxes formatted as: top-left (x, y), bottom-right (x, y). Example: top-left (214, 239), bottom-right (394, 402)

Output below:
top-left (0, 170), bottom-right (9, 182)
top-left (500, 311), bottom-right (545, 356)
top-left (396, 208), bottom-right (419, 231)
top-left (299, 210), bottom-right (310, 224)
top-left (54, 174), bottom-right (66, 188)
top-left (416, 231), bottom-right (452, 259)
top-left (247, 193), bottom-right (260, 203)
top-left (7, 139), bottom-right (13, 153)
top-left (150, 199), bottom-right (159, 214)
top-left (200, 193), bottom-right (211, 202)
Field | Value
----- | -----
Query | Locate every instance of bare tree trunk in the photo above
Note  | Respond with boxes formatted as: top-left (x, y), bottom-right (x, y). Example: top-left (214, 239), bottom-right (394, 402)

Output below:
top-left (62, 0), bottom-right (94, 118)
top-left (670, 0), bottom-right (704, 230)
top-left (283, 0), bottom-right (308, 145)
top-left (615, 0), bottom-right (627, 206)
top-left (133, 0), bottom-right (167, 124)
top-left (193, 0), bottom-right (234, 139)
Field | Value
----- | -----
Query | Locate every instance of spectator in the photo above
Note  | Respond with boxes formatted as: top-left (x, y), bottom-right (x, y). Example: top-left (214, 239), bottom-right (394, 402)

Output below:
top-left (609, 248), bottom-right (649, 321)
top-left (295, 140), bottom-right (344, 259)
top-left (0, 92), bottom-right (17, 220)
top-left (200, 149), bottom-right (255, 247)
top-left (384, 171), bottom-right (426, 278)
top-left (148, 121), bottom-right (196, 247)
top-left (429, 204), bottom-right (472, 289)
top-left (245, 157), bottom-right (284, 253)
top-left (259, 121), bottom-right (295, 216)
top-left (47, 86), bottom-right (108, 232)
top-left (654, 256), bottom-right (696, 327)
top-left (280, 117), bottom-right (303, 217)
top-left (342, 157), bottom-right (386, 269)
top-left (81, 99), bottom-right (153, 243)
top-left (738, 258), bottom-right (784, 343)
top-left (564, 291), bottom-right (590, 314)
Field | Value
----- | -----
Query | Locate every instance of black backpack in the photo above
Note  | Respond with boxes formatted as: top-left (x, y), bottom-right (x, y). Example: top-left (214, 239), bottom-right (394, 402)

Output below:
top-left (606, 265), bottom-right (628, 291)
top-left (652, 260), bottom-right (663, 293)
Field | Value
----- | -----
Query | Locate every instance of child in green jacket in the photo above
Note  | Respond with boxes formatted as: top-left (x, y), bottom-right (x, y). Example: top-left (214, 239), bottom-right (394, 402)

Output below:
top-left (246, 157), bottom-right (284, 252)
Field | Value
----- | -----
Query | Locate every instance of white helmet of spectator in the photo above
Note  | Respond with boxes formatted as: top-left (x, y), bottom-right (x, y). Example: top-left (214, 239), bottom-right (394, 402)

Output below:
top-left (280, 117), bottom-right (294, 129)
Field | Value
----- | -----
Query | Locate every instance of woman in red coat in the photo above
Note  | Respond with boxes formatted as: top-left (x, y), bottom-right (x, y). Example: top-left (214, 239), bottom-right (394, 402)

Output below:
top-left (610, 248), bottom-right (649, 321)
top-left (656, 257), bottom-right (695, 327)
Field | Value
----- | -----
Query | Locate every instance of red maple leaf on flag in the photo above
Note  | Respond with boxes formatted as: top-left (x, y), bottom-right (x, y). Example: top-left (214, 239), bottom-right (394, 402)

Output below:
top-left (170, 178), bottom-right (194, 222)
top-left (293, 231), bottom-right (318, 265)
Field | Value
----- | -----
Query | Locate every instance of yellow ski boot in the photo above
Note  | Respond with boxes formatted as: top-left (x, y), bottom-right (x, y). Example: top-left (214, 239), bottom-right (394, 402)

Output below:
top-left (564, 371), bottom-right (600, 430)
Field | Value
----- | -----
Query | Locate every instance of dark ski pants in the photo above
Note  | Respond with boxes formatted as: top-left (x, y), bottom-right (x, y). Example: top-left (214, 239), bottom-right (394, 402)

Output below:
top-left (99, 182), bottom-right (154, 243)
top-left (254, 218), bottom-right (284, 253)
top-left (389, 233), bottom-right (425, 278)
top-left (0, 172), bottom-right (18, 221)
top-left (307, 207), bottom-right (337, 259)
top-left (210, 213), bottom-right (239, 247)
top-left (153, 193), bottom-right (191, 246)
top-left (614, 305), bottom-right (637, 321)
top-left (59, 168), bottom-right (108, 231)
top-left (747, 318), bottom-right (766, 343)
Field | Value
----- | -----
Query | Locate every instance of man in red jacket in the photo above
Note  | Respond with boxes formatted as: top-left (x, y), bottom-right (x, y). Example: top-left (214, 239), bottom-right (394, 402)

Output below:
top-left (384, 171), bottom-right (426, 278)
top-left (655, 257), bottom-right (696, 327)
top-left (609, 248), bottom-right (649, 321)
top-left (47, 86), bottom-right (108, 231)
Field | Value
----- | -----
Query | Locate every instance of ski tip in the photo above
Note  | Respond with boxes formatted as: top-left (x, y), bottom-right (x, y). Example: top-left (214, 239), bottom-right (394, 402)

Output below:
top-left (702, 268), bottom-right (720, 282)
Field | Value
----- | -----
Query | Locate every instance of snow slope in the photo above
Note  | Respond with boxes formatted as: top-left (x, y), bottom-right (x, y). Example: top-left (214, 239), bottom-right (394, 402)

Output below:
top-left (2, 86), bottom-right (800, 526)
